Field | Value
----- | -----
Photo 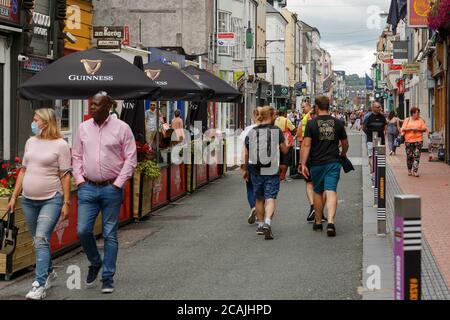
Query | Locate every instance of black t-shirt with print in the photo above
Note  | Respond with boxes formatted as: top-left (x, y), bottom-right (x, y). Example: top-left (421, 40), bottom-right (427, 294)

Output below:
top-left (365, 112), bottom-right (387, 144)
top-left (304, 115), bottom-right (348, 166)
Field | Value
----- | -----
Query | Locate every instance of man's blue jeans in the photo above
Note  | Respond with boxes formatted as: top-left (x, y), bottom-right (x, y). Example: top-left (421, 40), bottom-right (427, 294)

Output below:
top-left (77, 183), bottom-right (123, 281)
top-left (21, 193), bottom-right (63, 286)
top-left (246, 179), bottom-right (256, 209)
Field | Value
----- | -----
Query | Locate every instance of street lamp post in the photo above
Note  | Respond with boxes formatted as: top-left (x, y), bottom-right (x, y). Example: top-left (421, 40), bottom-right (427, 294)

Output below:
top-left (264, 39), bottom-right (285, 108)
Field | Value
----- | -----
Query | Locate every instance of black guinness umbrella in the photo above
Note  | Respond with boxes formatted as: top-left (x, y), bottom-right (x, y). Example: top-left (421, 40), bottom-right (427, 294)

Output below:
top-left (121, 56), bottom-right (146, 144)
top-left (143, 61), bottom-right (214, 101)
top-left (183, 66), bottom-right (242, 103)
top-left (19, 48), bottom-right (161, 100)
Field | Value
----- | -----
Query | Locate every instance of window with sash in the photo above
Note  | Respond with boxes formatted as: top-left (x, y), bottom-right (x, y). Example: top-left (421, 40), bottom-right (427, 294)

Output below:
top-left (218, 11), bottom-right (231, 56)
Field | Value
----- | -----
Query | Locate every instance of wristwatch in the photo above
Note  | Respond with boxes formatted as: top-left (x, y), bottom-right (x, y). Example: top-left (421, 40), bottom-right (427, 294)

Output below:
top-left (63, 200), bottom-right (71, 207)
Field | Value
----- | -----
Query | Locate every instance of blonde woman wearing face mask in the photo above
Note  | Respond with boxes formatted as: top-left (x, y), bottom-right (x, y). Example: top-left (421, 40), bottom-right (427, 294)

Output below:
top-left (7, 108), bottom-right (72, 300)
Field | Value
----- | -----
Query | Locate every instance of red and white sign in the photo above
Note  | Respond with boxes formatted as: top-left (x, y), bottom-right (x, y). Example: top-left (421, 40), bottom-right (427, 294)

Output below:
top-left (217, 32), bottom-right (236, 47)
top-left (122, 25), bottom-right (130, 46)
top-left (390, 64), bottom-right (403, 71)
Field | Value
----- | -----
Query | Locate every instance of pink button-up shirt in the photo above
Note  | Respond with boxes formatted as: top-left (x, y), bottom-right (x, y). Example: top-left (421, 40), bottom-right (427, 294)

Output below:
top-left (72, 116), bottom-right (137, 188)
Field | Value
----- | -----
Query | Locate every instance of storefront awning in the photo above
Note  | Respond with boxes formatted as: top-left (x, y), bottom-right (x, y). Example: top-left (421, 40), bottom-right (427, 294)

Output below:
top-left (144, 61), bottom-right (214, 101)
top-left (183, 66), bottom-right (242, 103)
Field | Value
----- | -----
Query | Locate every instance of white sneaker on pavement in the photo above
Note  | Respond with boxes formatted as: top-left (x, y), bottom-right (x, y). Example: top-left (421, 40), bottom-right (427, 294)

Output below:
top-left (45, 270), bottom-right (57, 290)
top-left (25, 281), bottom-right (47, 300)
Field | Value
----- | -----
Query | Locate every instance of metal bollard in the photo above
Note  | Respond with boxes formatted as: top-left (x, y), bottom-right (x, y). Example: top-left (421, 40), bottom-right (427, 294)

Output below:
top-left (373, 136), bottom-right (380, 207)
top-left (375, 145), bottom-right (386, 235)
top-left (394, 195), bottom-right (421, 300)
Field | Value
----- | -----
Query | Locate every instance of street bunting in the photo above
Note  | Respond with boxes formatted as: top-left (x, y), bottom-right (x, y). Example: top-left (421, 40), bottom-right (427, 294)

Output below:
top-left (408, 0), bottom-right (431, 28)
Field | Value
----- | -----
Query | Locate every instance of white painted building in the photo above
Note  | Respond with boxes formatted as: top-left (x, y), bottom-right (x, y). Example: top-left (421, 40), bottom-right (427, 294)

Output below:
top-left (216, 0), bottom-right (258, 131)
top-left (266, 3), bottom-right (288, 88)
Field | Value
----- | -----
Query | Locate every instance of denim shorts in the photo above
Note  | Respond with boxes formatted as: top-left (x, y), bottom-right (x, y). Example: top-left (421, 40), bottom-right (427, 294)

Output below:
top-left (310, 162), bottom-right (341, 193)
top-left (250, 172), bottom-right (280, 200)
top-left (367, 142), bottom-right (374, 157)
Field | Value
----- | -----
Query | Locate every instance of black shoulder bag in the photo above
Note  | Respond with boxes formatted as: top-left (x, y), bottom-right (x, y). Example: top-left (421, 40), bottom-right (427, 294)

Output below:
top-left (0, 210), bottom-right (19, 255)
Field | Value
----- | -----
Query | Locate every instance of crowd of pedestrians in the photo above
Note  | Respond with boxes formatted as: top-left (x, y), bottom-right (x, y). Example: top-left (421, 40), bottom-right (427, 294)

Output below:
top-left (5, 89), bottom-right (430, 300)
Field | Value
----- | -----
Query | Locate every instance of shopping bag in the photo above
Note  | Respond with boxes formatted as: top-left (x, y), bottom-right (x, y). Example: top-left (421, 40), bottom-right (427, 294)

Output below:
top-left (0, 210), bottom-right (19, 255)
top-left (394, 136), bottom-right (402, 147)
top-left (283, 119), bottom-right (294, 147)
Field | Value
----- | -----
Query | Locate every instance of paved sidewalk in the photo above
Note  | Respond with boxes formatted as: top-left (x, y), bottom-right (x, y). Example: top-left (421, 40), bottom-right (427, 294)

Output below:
top-left (387, 146), bottom-right (450, 296)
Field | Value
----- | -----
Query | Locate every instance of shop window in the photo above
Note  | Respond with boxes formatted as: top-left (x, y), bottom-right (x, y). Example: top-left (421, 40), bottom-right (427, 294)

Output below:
top-left (231, 18), bottom-right (243, 60)
top-left (60, 100), bottom-right (71, 132)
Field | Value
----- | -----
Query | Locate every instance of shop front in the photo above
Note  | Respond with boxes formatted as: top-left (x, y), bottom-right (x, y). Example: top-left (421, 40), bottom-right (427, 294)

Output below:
top-left (273, 85), bottom-right (290, 111)
top-left (1, 0), bottom-right (22, 163)
top-left (428, 41), bottom-right (448, 163)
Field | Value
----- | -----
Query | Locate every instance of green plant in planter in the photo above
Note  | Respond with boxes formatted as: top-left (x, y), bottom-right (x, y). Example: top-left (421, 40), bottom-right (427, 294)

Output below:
top-left (136, 160), bottom-right (161, 180)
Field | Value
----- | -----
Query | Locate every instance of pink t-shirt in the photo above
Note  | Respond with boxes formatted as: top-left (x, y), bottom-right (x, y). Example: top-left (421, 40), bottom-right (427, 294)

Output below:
top-left (22, 137), bottom-right (72, 200)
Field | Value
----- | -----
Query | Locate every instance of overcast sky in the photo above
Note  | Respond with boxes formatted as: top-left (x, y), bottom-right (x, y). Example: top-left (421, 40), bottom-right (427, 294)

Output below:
top-left (287, 0), bottom-right (391, 77)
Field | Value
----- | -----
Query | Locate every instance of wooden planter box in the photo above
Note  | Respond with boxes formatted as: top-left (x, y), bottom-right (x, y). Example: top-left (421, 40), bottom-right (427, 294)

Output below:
top-left (0, 197), bottom-right (35, 280)
top-left (132, 171), bottom-right (153, 220)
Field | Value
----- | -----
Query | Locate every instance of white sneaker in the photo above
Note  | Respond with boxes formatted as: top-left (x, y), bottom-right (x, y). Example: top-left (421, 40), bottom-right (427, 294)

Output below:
top-left (45, 270), bottom-right (57, 290)
top-left (25, 281), bottom-right (47, 300)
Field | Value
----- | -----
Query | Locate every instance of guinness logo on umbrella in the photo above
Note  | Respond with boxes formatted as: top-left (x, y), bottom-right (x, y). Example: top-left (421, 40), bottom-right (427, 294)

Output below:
top-left (145, 69), bottom-right (161, 81)
top-left (81, 59), bottom-right (103, 75)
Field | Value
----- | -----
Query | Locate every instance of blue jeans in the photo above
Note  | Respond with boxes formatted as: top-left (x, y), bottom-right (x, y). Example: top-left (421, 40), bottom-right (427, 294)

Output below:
top-left (21, 193), bottom-right (63, 286)
top-left (246, 178), bottom-right (256, 209)
top-left (77, 183), bottom-right (123, 281)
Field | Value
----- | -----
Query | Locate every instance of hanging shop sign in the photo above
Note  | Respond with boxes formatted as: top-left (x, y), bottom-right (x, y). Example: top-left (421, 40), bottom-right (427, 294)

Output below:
top-left (402, 63), bottom-right (421, 75)
top-left (254, 59), bottom-right (267, 74)
top-left (407, 0), bottom-right (431, 28)
top-left (32, 12), bottom-right (51, 36)
top-left (393, 41), bottom-right (409, 65)
top-left (23, 57), bottom-right (49, 73)
top-left (390, 64), bottom-right (403, 71)
top-left (93, 26), bottom-right (124, 39)
top-left (122, 25), bottom-right (130, 46)
top-left (217, 32), bottom-right (236, 47)
top-left (97, 39), bottom-right (121, 50)
top-left (0, 0), bottom-right (19, 25)
top-left (274, 85), bottom-right (289, 98)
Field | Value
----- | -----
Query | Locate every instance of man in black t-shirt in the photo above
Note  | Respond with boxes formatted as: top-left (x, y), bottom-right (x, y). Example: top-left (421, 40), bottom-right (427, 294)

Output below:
top-left (363, 101), bottom-right (387, 178)
top-left (300, 96), bottom-right (349, 237)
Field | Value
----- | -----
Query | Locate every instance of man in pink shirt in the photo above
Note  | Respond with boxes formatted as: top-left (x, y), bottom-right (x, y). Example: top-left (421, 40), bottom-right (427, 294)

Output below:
top-left (72, 92), bottom-right (137, 294)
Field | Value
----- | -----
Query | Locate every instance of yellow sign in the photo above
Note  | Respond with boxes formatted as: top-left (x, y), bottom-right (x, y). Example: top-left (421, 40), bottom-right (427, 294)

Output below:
top-left (402, 63), bottom-right (421, 75)
top-left (233, 71), bottom-right (245, 82)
